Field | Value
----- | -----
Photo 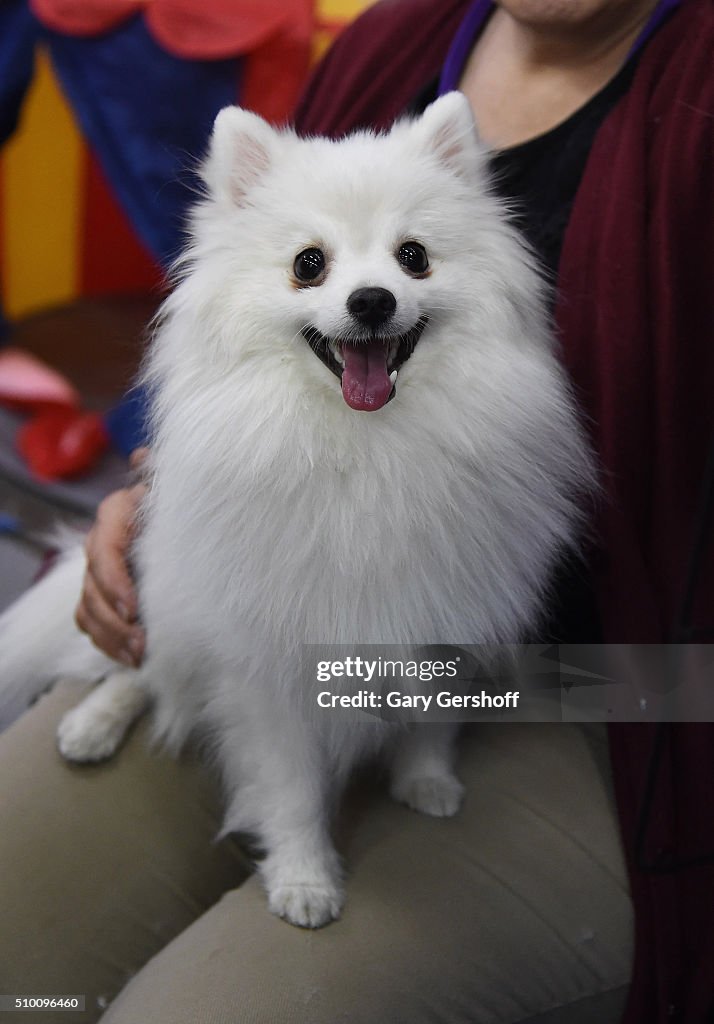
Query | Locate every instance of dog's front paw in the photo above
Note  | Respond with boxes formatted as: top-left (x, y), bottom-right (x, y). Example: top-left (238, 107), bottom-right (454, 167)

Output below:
top-left (391, 773), bottom-right (464, 817)
top-left (267, 881), bottom-right (344, 929)
top-left (261, 848), bottom-right (344, 929)
top-left (57, 705), bottom-right (127, 763)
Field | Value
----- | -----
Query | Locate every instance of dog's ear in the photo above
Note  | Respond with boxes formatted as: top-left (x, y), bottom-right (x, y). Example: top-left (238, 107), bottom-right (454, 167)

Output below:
top-left (412, 92), bottom-right (483, 179)
top-left (204, 106), bottom-right (277, 205)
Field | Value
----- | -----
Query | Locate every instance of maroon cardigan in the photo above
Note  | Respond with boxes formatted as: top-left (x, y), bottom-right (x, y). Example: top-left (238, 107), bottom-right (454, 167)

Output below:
top-left (294, 2), bottom-right (714, 1021)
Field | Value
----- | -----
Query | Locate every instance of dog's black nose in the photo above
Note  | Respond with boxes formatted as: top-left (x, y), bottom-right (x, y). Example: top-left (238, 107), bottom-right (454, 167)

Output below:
top-left (347, 287), bottom-right (397, 330)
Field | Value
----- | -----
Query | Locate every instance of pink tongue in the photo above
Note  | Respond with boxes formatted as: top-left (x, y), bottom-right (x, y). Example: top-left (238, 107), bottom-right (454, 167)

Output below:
top-left (341, 340), bottom-right (392, 411)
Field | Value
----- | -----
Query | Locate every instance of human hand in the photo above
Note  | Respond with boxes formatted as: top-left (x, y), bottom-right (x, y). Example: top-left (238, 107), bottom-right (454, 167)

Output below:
top-left (75, 448), bottom-right (149, 667)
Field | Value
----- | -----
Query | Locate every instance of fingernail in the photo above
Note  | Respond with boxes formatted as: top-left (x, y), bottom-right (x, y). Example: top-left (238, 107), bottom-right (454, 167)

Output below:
top-left (128, 635), bottom-right (144, 662)
top-left (117, 601), bottom-right (131, 622)
top-left (119, 648), bottom-right (136, 668)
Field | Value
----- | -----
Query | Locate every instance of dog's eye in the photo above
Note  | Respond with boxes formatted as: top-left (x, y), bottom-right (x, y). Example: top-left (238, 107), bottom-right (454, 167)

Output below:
top-left (397, 241), bottom-right (429, 276)
top-left (293, 247), bottom-right (326, 284)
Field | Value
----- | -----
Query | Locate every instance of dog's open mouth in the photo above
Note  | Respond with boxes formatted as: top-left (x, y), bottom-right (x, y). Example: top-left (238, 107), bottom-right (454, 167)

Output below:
top-left (301, 317), bottom-right (428, 412)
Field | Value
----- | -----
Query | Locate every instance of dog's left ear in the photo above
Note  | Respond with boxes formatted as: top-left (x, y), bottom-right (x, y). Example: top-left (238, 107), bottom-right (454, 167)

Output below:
top-left (204, 106), bottom-right (278, 206)
top-left (412, 92), bottom-right (484, 179)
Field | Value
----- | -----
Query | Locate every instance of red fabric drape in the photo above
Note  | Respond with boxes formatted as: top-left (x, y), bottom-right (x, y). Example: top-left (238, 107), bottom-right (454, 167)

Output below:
top-left (30, 0), bottom-right (314, 61)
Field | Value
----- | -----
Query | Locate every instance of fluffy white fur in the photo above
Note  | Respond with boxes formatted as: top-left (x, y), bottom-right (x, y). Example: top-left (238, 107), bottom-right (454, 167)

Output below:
top-left (0, 94), bottom-right (594, 927)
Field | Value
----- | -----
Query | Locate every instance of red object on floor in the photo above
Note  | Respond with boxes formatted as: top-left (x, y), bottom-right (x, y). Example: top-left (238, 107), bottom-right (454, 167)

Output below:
top-left (17, 404), bottom-right (110, 480)
top-left (0, 347), bottom-right (109, 479)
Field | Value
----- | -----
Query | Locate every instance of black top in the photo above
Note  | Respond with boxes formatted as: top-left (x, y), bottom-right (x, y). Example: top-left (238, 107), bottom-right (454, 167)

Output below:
top-left (487, 59), bottom-right (636, 280)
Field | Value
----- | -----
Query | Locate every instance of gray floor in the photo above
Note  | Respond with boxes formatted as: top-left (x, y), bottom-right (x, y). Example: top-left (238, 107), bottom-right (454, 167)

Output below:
top-left (0, 408), bottom-right (128, 613)
top-left (0, 474), bottom-right (92, 612)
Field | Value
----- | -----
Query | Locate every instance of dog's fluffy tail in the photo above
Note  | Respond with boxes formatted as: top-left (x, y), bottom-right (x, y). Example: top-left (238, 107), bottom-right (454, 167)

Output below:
top-left (0, 547), bottom-right (115, 727)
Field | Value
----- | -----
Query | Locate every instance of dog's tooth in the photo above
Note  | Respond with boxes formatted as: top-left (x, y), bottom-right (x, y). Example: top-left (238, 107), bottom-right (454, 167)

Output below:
top-left (328, 339), bottom-right (345, 366)
top-left (389, 370), bottom-right (398, 385)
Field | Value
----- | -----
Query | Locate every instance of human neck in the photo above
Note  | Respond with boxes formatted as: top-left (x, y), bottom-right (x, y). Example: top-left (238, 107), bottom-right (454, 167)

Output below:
top-left (459, 1), bottom-right (658, 148)
top-left (489, 2), bottom-right (658, 72)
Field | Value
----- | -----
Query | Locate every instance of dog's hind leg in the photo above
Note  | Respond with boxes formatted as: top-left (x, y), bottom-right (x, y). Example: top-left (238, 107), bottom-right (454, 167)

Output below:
top-left (56, 670), bottom-right (148, 763)
top-left (389, 722), bottom-right (464, 817)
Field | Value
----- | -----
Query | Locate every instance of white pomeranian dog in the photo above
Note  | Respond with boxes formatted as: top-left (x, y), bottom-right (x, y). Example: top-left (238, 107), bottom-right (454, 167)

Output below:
top-left (0, 94), bottom-right (593, 927)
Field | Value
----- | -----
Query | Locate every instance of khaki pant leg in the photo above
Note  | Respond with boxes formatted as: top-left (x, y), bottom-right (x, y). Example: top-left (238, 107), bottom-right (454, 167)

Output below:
top-left (0, 680), bottom-right (250, 1024)
top-left (102, 724), bottom-right (633, 1024)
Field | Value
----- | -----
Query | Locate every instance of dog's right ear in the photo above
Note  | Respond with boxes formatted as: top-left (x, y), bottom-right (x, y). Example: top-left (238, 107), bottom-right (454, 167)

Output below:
top-left (411, 92), bottom-right (484, 180)
top-left (204, 107), bottom-right (277, 206)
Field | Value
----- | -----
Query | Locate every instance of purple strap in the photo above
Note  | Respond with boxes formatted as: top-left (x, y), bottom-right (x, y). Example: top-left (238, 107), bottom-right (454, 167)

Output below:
top-left (438, 0), bottom-right (682, 97)
top-left (628, 0), bottom-right (682, 57)
top-left (438, 0), bottom-right (493, 95)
